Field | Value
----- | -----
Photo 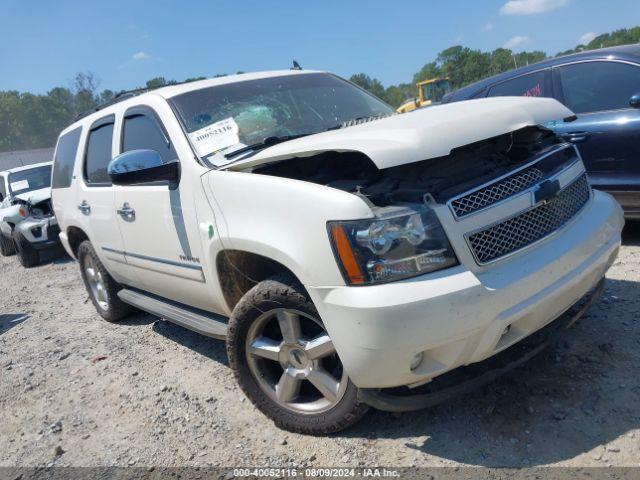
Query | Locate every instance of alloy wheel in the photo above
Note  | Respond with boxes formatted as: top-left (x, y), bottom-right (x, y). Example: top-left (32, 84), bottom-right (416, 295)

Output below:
top-left (83, 255), bottom-right (109, 310)
top-left (245, 309), bottom-right (348, 414)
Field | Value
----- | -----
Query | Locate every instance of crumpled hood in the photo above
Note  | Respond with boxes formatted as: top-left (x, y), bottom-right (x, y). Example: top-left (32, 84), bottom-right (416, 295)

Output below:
top-left (14, 187), bottom-right (51, 205)
top-left (224, 96), bottom-right (574, 171)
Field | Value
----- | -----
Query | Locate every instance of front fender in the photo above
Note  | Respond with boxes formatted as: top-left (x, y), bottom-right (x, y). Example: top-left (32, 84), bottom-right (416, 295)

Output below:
top-left (204, 170), bottom-right (374, 286)
top-left (0, 204), bottom-right (23, 224)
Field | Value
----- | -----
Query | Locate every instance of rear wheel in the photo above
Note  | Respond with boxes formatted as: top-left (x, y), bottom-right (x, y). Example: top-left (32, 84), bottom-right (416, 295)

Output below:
top-left (227, 275), bottom-right (369, 434)
top-left (12, 231), bottom-right (39, 268)
top-left (77, 240), bottom-right (133, 322)
top-left (0, 234), bottom-right (16, 256)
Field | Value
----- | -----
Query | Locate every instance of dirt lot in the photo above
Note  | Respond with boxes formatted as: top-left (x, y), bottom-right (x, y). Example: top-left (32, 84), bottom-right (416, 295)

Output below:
top-left (1, 223), bottom-right (639, 469)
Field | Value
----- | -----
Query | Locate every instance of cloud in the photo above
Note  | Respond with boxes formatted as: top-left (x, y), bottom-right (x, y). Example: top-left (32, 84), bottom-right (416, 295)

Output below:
top-left (579, 31), bottom-right (597, 45)
top-left (503, 35), bottom-right (531, 50)
top-left (500, 0), bottom-right (569, 15)
top-left (132, 51), bottom-right (151, 61)
top-left (483, 22), bottom-right (494, 32)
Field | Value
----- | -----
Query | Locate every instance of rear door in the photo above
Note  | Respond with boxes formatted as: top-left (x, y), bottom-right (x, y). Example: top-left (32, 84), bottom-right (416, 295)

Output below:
top-left (75, 115), bottom-right (136, 285)
top-left (551, 60), bottom-right (640, 190)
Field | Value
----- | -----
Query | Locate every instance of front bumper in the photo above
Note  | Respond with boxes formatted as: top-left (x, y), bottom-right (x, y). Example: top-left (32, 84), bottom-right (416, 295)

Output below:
top-left (358, 279), bottom-right (603, 411)
top-left (307, 191), bottom-right (623, 389)
top-left (16, 217), bottom-right (60, 250)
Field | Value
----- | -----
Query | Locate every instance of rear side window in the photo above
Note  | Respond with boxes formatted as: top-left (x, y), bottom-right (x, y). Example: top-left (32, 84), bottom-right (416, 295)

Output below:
top-left (122, 111), bottom-right (176, 164)
top-left (487, 70), bottom-right (551, 98)
top-left (84, 116), bottom-right (115, 185)
top-left (558, 61), bottom-right (640, 113)
top-left (52, 126), bottom-right (82, 189)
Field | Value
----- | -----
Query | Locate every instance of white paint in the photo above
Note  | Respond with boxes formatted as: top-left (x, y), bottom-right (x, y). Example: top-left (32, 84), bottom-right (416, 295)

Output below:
top-left (52, 69), bottom-right (623, 393)
top-left (224, 96), bottom-right (573, 171)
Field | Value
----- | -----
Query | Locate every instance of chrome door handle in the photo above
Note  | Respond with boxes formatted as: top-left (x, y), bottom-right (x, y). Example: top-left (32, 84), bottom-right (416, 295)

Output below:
top-left (116, 203), bottom-right (136, 221)
top-left (78, 201), bottom-right (91, 215)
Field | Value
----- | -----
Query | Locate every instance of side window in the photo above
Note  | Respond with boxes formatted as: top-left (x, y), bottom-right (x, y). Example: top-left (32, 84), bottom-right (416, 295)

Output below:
top-left (52, 126), bottom-right (82, 189)
top-left (558, 61), bottom-right (640, 114)
top-left (85, 117), bottom-right (115, 185)
top-left (487, 70), bottom-right (551, 98)
top-left (122, 111), bottom-right (176, 163)
top-left (0, 176), bottom-right (6, 201)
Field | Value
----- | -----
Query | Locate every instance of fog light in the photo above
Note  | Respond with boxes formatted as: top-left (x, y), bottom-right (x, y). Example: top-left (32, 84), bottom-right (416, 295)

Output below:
top-left (31, 227), bottom-right (42, 238)
top-left (410, 352), bottom-right (424, 371)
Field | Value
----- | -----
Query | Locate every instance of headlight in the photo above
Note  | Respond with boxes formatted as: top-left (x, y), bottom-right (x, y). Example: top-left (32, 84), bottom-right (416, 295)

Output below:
top-left (328, 206), bottom-right (458, 285)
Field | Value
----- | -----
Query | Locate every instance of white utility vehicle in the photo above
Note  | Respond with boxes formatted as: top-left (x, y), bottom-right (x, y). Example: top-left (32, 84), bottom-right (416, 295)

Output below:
top-left (0, 162), bottom-right (60, 267)
top-left (52, 70), bottom-right (623, 434)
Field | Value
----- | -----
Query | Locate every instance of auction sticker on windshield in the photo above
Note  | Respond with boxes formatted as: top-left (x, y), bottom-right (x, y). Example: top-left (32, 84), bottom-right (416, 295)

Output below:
top-left (188, 117), bottom-right (240, 157)
top-left (10, 179), bottom-right (29, 192)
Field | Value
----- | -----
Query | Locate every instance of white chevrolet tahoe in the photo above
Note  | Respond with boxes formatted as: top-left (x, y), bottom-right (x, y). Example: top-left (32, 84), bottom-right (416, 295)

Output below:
top-left (51, 70), bottom-right (624, 434)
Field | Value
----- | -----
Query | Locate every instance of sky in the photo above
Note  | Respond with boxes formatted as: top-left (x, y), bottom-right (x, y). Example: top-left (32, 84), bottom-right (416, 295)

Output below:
top-left (0, 0), bottom-right (638, 94)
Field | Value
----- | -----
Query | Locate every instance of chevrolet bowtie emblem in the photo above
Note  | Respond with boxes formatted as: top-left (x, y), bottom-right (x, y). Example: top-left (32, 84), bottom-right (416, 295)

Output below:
top-left (534, 179), bottom-right (561, 205)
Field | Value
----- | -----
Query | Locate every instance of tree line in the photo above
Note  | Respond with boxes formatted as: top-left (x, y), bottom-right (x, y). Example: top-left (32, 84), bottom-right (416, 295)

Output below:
top-left (0, 26), bottom-right (638, 152)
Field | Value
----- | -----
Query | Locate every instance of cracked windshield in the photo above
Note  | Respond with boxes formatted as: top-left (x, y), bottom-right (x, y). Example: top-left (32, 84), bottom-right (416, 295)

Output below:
top-left (171, 73), bottom-right (393, 164)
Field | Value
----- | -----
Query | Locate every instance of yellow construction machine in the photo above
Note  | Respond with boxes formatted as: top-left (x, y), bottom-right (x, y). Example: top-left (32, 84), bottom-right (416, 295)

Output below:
top-left (396, 77), bottom-right (452, 113)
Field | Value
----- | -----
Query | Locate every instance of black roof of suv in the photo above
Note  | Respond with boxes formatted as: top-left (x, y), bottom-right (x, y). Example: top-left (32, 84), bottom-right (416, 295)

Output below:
top-left (442, 44), bottom-right (640, 103)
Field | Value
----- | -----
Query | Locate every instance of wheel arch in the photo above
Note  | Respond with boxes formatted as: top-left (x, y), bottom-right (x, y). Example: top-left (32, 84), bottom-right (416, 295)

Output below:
top-left (66, 226), bottom-right (90, 258)
top-left (216, 249), bottom-right (304, 313)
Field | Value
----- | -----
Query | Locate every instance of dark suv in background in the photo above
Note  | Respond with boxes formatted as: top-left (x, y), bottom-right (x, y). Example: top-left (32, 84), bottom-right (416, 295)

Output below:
top-left (443, 45), bottom-right (640, 219)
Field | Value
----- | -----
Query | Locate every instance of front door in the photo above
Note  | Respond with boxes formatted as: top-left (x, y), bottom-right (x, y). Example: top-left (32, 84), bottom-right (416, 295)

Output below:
top-left (113, 104), bottom-right (211, 310)
top-left (552, 60), bottom-right (640, 191)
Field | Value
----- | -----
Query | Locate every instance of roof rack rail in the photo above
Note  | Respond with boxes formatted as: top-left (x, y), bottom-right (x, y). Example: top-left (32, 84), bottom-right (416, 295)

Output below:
top-left (74, 87), bottom-right (151, 121)
top-left (73, 75), bottom-right (216, 121)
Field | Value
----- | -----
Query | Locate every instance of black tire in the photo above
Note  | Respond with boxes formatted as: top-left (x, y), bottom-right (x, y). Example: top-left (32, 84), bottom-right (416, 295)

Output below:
top-left (77, 240), bottom-right (134, 322)
top-left (12, 231), bottom-right (39, 268)
top-left (0, 234), bottom-right (16, 256)
top-left (227, 274), bottom-right (369, 435)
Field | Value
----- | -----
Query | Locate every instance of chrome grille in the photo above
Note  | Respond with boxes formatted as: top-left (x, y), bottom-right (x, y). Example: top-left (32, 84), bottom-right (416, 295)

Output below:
top-left (451, 166), bottom-right (544, 218)
top-left (467, 174), bottom-right (590, 264)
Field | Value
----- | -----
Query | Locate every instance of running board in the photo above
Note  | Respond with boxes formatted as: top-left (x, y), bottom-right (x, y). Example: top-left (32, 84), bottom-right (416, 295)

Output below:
top-left (117, 288), bottom-right (228, 339)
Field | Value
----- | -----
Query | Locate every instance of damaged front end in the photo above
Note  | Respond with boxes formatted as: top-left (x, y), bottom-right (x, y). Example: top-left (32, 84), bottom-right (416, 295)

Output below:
top-left (247, 125), bottom-right (582, 284)
top-left (251, 126), bottom-right (563, 208)
top-left (0, 189), bottom-right (59, 249)
top-left (0, 196), bottom-right (55, 224)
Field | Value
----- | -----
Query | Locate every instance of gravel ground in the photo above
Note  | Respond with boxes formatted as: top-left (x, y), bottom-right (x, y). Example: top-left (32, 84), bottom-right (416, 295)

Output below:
top-left (0, 223), bottom-right (639, 469)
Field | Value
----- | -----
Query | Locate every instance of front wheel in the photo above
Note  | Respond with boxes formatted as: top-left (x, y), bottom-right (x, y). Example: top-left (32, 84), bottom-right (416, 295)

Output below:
top-left (12, 231), bottom-right (39, 268)
top-left (0, 234), bottom-right (16, 256)
top-left (227, 275), bottom-right (369, 434)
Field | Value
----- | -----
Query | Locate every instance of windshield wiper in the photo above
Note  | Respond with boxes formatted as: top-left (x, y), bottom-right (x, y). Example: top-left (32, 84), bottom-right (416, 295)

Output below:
top-left (224, 133), bottom-right (312, 159)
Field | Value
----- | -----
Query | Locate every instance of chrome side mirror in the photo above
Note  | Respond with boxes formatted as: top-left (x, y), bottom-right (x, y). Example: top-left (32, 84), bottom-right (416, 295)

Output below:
top-left (108, 150), bottom-right (180, 189)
